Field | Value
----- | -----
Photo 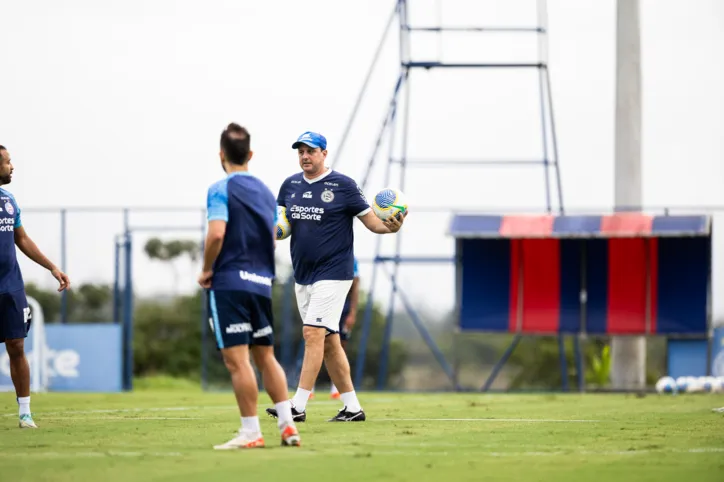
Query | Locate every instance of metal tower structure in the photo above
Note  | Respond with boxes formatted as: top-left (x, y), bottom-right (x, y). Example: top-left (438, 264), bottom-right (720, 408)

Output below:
top-left (331, 0), bottom-right (565, 390)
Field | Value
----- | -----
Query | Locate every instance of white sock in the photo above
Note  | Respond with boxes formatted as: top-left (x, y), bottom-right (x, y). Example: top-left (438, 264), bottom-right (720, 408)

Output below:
top-left (241, 416), bottom-right (261, 434)
top-left (330, 383), bottom-right (338, 394)
top-left (275, 400), bottom-right (294, 428)
top-left (291, 388), bottom-right (311, 412)
top-left (340, 391), bottom-right (362, 413)
top-left (17, 396), bottom-right (30, 417)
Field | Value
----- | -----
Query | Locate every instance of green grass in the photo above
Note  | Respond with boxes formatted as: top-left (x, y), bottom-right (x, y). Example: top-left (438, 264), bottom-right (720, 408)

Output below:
top-left (1, 388), bottom-right (723, 482)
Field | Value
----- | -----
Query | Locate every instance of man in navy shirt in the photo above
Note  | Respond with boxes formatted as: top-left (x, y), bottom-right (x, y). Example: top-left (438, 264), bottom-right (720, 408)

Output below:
top-left (0, 145), bottom-right (70, 429)
top-left (266, 131), bottom-right (406, 422)
top-left (198, 124), bottom-right (300, 449)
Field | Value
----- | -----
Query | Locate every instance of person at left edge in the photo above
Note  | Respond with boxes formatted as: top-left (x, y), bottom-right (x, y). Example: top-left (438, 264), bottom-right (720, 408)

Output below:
top-left (0, 145), bottom-right (71, 429)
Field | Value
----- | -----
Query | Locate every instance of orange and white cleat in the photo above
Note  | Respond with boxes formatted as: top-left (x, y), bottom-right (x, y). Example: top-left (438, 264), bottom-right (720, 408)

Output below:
top-left (213, 430), bottom-right (265, 450)
top-left (330, 391), bottom-right (341, 400)
top-left (280, 422), bottom-right (301, 447)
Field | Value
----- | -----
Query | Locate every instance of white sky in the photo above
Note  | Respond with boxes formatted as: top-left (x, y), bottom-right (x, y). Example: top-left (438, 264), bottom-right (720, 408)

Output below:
top-left (1, 0), bottom-right (723, 320)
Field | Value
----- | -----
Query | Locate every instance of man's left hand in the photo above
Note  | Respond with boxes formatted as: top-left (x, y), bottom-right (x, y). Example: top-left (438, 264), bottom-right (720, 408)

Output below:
top-left (344, 313), bottom-right (357, 331)
top-left (383, 209), bottom-right (408, 233)
top-left (51, 268), bottom-right (71, 292)
top-left (197, 270), bottom-right (213, 289)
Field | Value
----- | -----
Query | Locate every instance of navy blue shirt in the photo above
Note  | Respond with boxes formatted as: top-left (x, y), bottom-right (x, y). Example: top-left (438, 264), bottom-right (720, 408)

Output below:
top-left (277, 170), bottom-right (370, 285)
top-left (207, 172), bottom-right (277, 298)
top-left (0, 188), bottom-right (24, 294)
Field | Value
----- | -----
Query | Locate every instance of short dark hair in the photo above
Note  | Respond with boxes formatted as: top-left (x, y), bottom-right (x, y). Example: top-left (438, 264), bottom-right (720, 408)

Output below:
top-left (220, 123), bottom-right (251, 165)
top-left (0, 145), bottom-right (5, 151)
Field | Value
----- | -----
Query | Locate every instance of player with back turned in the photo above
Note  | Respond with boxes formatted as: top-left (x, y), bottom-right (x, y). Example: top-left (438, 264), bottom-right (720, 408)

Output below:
top-left (198, 124), bottom-right (300, 449)
top-left (266, 131), bottom-right (406, 423)
top-left (0, 145), bottom-right (71, 429)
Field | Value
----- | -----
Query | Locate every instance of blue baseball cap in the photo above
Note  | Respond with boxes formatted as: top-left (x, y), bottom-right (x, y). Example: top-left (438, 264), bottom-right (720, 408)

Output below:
top-left (292, 131), bottom-right (327, 150)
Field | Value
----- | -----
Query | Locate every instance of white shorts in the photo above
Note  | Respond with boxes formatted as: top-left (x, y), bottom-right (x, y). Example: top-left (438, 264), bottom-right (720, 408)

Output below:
top-left (295, 279), bottom-right (354, 334)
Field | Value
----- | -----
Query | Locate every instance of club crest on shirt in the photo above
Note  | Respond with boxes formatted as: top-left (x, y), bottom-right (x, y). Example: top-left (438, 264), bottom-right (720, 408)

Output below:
top-left (4, 202), bottom-right (14, 216)
top-left (321, 189), bottom-right (334, 203)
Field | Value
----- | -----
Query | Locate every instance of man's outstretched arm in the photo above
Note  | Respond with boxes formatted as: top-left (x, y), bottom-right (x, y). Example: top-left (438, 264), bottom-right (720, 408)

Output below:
top-left (14, 227), bottom-right (70, 291)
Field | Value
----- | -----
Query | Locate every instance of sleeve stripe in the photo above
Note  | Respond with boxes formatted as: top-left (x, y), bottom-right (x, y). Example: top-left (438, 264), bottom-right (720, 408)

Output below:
top-left (355, 208), bottom-right (372, 217)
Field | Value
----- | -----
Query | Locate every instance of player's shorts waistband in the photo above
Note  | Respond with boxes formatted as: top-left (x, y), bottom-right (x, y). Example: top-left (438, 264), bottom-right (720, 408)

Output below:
top-left (212, 270), bottom-right (273, 298)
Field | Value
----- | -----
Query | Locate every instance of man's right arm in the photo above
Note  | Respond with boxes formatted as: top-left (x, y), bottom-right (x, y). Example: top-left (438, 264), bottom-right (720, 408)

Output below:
top-left (358, 211), bottom-right (392, 233)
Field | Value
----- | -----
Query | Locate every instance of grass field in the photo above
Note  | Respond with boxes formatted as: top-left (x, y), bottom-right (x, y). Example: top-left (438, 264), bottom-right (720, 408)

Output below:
top-left (1, 381), bottom-right (723, 482)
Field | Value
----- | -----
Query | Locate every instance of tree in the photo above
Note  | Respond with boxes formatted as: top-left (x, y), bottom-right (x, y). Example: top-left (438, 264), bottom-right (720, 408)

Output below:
top-left (134, 290), bottom-right (203, 377)
top-left (25, 282), bottom-right (113, 323)
top-left (144, 237), bottom-right (201, 293)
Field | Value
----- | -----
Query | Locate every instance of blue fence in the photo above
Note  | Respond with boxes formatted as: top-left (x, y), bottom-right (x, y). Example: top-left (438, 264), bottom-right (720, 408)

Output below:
top-left (0, 324), bottom-right (123, 392)
top-left (14, 205), bottom-right (724, 392)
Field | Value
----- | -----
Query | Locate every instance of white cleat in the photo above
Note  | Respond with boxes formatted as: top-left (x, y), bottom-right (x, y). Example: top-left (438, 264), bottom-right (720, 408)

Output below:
top-left (19, 414), bottom-right (38, 429)
top-left (213, 430), bottom-right (265, 450)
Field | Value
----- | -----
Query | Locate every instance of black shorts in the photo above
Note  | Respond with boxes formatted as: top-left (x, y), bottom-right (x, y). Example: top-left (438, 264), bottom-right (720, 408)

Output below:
top-left (0, 289), bottom-right (30, 343)
top-left (207, 289), bottom-right (274, 349)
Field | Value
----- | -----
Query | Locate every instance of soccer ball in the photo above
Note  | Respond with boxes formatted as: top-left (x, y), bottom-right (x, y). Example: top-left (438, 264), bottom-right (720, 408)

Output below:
top-left (686, 376), bottom-right (705, 393)
top-left (655, 376), bottom-right (677, 394)
top-left (714, 377), bottom-right (724, 393)
top-left (675, 376), bottom-right (689, 393)
top-left (701, 376), bottom-right (716, 393)
top-left (372, 188), bottom-right (408, 221)
top-left (276, 206), bottom-right (291, 240)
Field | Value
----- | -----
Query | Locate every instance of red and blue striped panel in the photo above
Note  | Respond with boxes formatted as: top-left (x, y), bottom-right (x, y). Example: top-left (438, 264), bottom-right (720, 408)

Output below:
top-left (455, 214), bottom-right (710, 336)
top-left (459, 238), bottom-right (582, 334)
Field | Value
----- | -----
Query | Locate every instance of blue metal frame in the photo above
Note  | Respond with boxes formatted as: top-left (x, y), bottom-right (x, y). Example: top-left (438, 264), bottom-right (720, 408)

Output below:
top-left (60, 209), bottom-right (68, 323)
top-left (106, 207), bottom-right (209, 391)
top-left (335, 0), bottom-right (566, 391)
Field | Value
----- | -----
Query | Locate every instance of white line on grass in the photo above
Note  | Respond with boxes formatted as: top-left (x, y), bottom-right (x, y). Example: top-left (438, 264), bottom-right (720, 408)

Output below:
top-left (322, 447), bottom-right (724, 457)
top-left (37, 416), bottom-right (204, 421)
top-left (0, 451), bottom-right (184, 458)
top-left (1, 399), bottom-right (356, 418)
top-left (374, 418), bottom-right (601, 423)
top-left (3, 408), bottom-right (603, 423)
top-left (1, 405), bottom-right (237, 418)
top-left (7, 447), bottom-right (722, 460)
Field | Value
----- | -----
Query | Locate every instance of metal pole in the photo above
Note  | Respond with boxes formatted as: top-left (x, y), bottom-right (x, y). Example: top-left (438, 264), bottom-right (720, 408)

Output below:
top-left (332, 0), bottom-right (399, 170)
top-left (200, 209), bottom-right (209, 391)
top-left (113, 235), bottom-right (120, 324)
top-left (611, 0), bottom-right (646, 390)
top-left (536, 0), bottom-right (552, 213)
top-left (377, 0), bottom-right (408, 389)
top-left (60, 209), bottom-right (68, 323)
top-left (122, 209), bottom-right (133, 391)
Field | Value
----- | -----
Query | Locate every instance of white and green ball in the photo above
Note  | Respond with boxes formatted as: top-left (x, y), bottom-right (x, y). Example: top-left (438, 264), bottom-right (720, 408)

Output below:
top-left (276, 206), bottom-right (291, 240)
top-left (372, 188), bottom-right (408, 221)
top-left (655, 376), bottom-right (677, 394)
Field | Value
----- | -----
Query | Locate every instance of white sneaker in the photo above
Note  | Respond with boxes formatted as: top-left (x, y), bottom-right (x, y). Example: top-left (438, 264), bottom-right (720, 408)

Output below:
top-left (213, 430), bottom-right (265, 450)
top-left (19, 414), bottom-right (38, 429)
